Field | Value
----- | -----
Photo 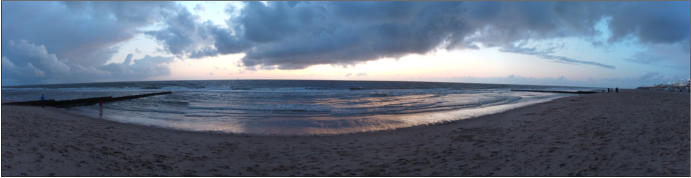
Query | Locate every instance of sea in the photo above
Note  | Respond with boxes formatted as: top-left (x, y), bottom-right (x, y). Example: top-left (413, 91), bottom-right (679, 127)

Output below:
top-left (1, 80), bottom-right (599, 135)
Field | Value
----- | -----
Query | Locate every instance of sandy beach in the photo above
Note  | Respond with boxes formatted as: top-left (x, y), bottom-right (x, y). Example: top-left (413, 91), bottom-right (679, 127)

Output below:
top-left (1, 89), bottom-right (689, 176)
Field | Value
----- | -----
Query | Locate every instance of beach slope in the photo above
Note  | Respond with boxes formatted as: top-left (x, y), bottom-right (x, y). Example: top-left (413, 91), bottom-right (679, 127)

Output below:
top-left (2, 89), bottom-right (689, 176)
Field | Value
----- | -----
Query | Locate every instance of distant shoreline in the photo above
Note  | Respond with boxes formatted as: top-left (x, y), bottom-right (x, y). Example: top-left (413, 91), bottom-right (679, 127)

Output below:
top-left (2, 89), bottom-right (688, 176)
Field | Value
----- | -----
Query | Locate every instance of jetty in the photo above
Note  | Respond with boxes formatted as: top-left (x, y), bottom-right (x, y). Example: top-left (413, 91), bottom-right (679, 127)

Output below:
top-left (510, 89), bottom-right (600, 94)
top-left (3, 91), bottom-right (172, 108)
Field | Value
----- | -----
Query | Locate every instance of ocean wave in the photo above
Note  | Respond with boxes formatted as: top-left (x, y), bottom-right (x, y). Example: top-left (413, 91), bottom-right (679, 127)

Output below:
top-left (4, 80), bottom-right (586, 135)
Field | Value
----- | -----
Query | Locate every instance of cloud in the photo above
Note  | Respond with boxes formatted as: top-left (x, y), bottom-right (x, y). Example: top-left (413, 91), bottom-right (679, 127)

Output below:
top-left (625, 42), bottom-right (691, 71)
top-left (145, 6), bottom-right (251, 59)
top-left (145, 8), bottom-right (215, 58)
top-left (2, 1), bottom-right (689, 85)
top-left (158, 1), bottom-right (686, 69)
top-left (500, 44), bottom-right (615, 69)
top-left (344, 72), bottom-right (367, 77)
top-left (99, 55), bottom-right (173, 80)
top-left (194, 4), bottom-right (205, 12)
top-left (234, 2), bottom-right (475, 69)
top-left (606, 2), bottom-right (690, 44)
top-left (1, 40), bottom-right (172, 85)
top-left (449, 72), bottom-right (684, 88)
top-left (3, 40), bottom-right (71, 76)
top-left (2, 57), bottom-right (45, 83)
top-left (1, 2), bottom-right (182, 85)
top-left (1, 2), bottom-right (176, 66)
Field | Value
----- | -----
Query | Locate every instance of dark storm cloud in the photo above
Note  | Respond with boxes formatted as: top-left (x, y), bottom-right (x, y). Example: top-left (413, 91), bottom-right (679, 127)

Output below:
top-left (606, 2), bottom-right (690, 44)
top-left (237, 2), bottom-right (476, 69)
top-left (2, 2), bottom-right (176, 66)
top-left (150, 1), bottom-right (685, 69)
top-left (1, 2), bottom-right (179, 85)
top-left (3, 1), bottom-right (689, 85)
top-left (145, 8), bottom-right (214, 58)
top-left (145, 5), bottom-right (251, 59)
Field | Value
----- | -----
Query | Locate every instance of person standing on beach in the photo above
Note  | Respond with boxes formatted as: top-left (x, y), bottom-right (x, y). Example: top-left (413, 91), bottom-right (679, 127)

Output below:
top-left (99, 100), bottom-right (103, 118)
top-left (41, 94), bottom-right (45, 108)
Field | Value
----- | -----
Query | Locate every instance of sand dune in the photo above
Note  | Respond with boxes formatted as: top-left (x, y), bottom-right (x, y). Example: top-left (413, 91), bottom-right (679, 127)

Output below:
top-left (1, 89), bottom-right (689, 176)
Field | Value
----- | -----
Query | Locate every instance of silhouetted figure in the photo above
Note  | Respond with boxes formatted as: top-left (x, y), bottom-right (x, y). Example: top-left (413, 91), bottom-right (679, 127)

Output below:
top-left (615, 88), bottom-right (619, 93)
top-left (99, 100), bottom-right (104, 118)
top-left (41, 94), bottom-right (45, 108)
top-left (607, 88), bottom-right (610, 93)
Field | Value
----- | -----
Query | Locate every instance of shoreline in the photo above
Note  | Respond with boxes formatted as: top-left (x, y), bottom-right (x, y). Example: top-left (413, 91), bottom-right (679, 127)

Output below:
top-left (2, 89), bottom-right (689, 176)
top-left (49, 90), bottom-right (572, 136)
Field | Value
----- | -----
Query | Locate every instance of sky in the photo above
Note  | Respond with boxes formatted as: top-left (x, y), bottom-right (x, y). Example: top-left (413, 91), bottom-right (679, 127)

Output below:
top-left (1, 1), bottom-right (689, 88)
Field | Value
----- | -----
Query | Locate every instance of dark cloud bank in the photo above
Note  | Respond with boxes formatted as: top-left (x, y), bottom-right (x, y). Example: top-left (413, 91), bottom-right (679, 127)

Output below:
top-left (2, 1), bottom-right (689, 85)
top-left (2, 2), bottom-right (177, 85)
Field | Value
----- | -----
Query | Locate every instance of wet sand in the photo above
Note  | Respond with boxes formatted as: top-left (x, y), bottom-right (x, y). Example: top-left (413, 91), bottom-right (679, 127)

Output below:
top-left (1, 89), bottom-right (689, 176)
